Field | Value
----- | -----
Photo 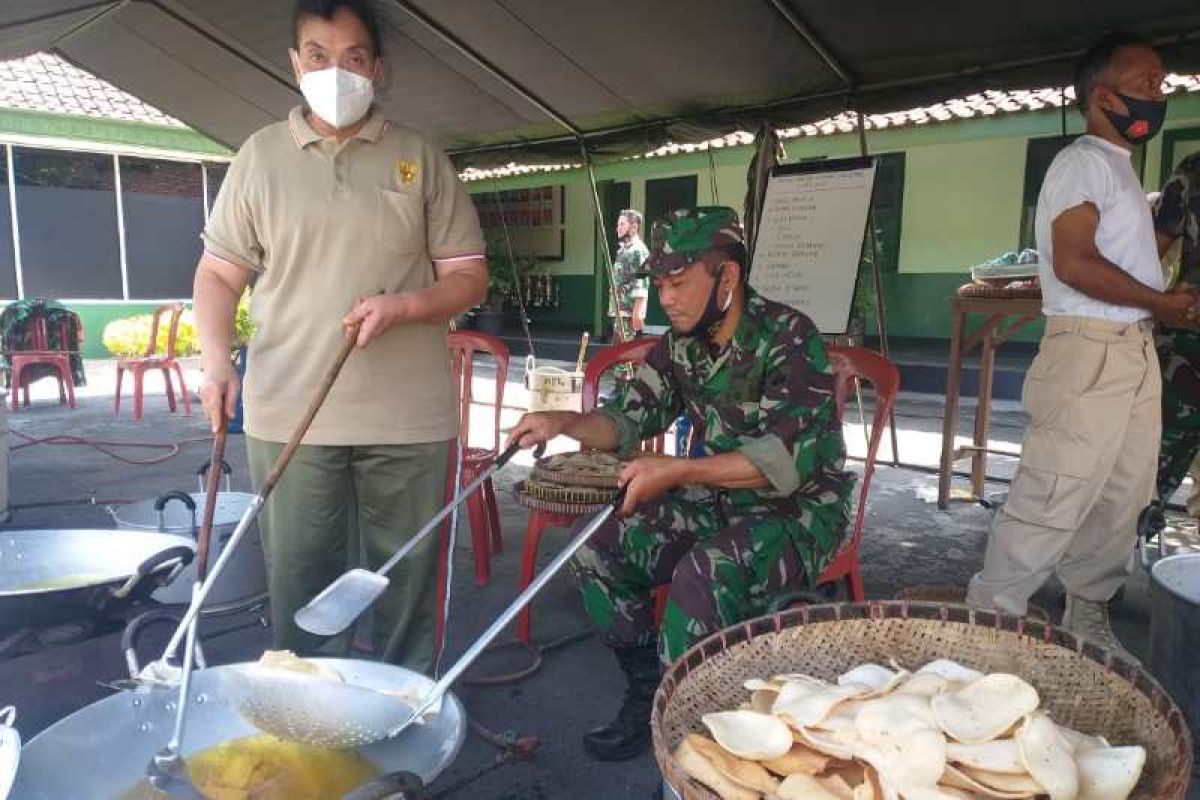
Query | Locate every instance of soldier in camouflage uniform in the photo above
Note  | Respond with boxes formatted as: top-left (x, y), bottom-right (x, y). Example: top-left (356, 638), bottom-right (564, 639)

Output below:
top-left (1150, 153), bottom-right (1200, 525)
top-left (608, 209), bottom-right (651, 339)
top-left (508, 206), bottom-right (852, 761)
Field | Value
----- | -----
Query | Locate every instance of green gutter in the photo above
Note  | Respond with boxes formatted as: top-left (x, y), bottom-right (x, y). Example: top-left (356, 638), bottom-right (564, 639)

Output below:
top-left (0, 108), bottom-right (231, 157)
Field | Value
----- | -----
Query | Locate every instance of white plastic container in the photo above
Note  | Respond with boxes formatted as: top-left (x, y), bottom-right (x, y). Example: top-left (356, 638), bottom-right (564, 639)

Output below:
top-left (524, 355), bottom-right (583, 412)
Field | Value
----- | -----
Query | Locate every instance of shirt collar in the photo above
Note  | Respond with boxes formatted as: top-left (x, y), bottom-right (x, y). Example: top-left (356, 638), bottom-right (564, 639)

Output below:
top-left (288, 105), bottom-right (387, 149)
top-left (1080, 133), bottom-right (1133, 159)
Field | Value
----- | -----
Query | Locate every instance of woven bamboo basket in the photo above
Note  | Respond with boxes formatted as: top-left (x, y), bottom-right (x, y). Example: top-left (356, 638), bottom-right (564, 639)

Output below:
top-left (652, 602), bottom-right (1193, 799)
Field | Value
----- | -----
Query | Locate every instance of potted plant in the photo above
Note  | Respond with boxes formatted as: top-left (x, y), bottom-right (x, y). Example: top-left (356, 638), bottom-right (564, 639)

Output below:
top-left (474, 237), bottom-right (525, 336)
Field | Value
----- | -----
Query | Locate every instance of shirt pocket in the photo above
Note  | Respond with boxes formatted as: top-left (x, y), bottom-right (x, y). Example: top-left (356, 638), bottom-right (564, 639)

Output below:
top-left (377, 187), bottom-right (425, 256)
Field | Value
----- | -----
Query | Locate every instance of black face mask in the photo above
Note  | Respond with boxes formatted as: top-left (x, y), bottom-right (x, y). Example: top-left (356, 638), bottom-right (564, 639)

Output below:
top-left (686, 267), bottom-right (731, 343)
top-left (1102, 92), bottom-right (1167, 145)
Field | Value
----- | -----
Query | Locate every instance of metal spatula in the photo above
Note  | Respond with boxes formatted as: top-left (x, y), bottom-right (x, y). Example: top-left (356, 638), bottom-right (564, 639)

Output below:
top-left (144, 414), bottom-right (230, 798)
top-left (143, 325), bottom-right (360, 680)
top-left (294, 441), bottom-right (539, 637)
top-left (228, 489), bottom-right (622, 748)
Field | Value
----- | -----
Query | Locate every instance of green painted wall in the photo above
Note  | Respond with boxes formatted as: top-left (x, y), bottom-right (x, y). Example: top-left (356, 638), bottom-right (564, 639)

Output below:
top-left (0, 108), bottom-right (231, 156)
top-left (898, 138), bottom-right (1028, 273)
top-left (0, 302), bottom-right (169, 358)
top-left (470, 93), bottom-right (1200, 340)
top-left (74, 303), bottom-right (174, 358)
top-left (8, 95), bottom-right (1200, 346)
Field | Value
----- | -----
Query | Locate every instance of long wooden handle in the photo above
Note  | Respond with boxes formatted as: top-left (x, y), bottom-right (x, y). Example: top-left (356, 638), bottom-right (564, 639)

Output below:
top-left (259, 325), bottom-right (359, 499)
top-left (574, 331), bottom-right (590, 374)
top-left (195, 416), bottom-right (228, 580)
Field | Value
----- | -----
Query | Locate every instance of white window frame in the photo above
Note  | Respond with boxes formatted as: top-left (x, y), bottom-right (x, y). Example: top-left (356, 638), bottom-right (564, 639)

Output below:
top-left (5, 144), bottom-right (22, 300)
top-left (0, 135), bottom-right (230, 303)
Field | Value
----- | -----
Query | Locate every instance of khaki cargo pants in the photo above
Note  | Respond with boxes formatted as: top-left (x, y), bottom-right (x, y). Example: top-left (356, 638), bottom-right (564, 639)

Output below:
top-left (967, 316), bottom-right (1161, 615)
top-left (247, 437), bottom-right (451, 674)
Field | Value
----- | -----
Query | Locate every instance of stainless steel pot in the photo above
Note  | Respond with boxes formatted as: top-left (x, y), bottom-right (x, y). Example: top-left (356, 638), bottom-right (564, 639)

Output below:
top-left (1146, 539), bottom-right (1200, 767)
top-left (108, 462), bottom-right (267, 612)
top-left (10, 658), bottom-right (465, 799)
top-left (0, 530), bottom-right (193, 630)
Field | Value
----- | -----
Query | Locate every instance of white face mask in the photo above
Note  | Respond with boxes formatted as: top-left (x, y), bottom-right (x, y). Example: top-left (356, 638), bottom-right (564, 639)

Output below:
top-left (299, 66), bottom-right (374, 129)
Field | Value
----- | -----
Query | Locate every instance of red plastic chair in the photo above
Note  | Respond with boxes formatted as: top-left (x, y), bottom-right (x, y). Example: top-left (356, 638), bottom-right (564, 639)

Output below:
top-left (647, 346), bottom-right (899, 622)
top-left (448, 330), bottom-right (510, 585)
top-left (812, 346), bottom-right (900, 600)
top-left (115, 303), bottom-right (191, 421)
top-left (516, 336), bottom-right (660, 643)
top-left (9, 316), bottom-right (78, 411)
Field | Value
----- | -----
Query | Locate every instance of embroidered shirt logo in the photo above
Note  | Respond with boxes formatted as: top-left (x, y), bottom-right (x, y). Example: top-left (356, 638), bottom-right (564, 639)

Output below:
top-left (397, 159), bottom-right (418, 185)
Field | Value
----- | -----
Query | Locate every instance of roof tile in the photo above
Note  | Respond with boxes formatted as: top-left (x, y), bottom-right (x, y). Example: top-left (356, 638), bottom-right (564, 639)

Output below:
top-left (0, 52), bottom-right (183, 127)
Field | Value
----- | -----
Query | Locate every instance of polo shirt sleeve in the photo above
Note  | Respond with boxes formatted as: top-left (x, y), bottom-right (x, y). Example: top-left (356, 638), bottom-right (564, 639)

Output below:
top-left (201, 141), bottom-right (264, 273)
top-left (424, 147), bottom-right (485, 261)
top-left (1040, 147), bottom-right (1113, 226)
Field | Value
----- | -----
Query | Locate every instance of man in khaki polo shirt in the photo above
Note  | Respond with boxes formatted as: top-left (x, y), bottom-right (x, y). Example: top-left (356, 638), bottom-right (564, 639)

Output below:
top-left (193, 0), bottom-right (486, 672)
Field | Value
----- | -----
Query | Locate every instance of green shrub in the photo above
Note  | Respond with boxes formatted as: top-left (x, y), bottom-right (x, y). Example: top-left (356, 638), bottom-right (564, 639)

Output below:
top-left (102, 309), bottom-right (200, 358)
top-left (234, 289), bottom-right (255, 348)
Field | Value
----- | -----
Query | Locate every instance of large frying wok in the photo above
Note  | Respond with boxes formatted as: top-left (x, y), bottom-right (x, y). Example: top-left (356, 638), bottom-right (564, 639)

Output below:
top-left (10, 658), bottom-right (465, 799)
top-left (0, 530), bottom-right (194, 630)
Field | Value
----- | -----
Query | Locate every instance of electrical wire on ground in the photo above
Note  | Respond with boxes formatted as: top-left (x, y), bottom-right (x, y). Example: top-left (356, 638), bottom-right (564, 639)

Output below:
top-left (9, 429), bottom-right (213, 465)
top-left (461, 629), bottom-right (592, 686)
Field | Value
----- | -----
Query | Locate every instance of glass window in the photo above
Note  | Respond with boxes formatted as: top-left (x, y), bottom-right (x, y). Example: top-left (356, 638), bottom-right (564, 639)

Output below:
top-left (121, 157), bottom-right (204, 299)
top-left (204, 162), bottom-right (228, 215)
top-left (14, 147), bottom-right (122, 299)
top-left (870, 152), bottom-right (905, 273)
top-left (0, 151), bottom-right (17, 299)
top-left (1019, 135), bottom-right (1080, 249)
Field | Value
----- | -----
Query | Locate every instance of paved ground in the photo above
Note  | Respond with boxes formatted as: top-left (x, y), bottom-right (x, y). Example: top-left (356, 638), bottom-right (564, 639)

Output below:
top-left (2, 359), bottom-right (1196, 798)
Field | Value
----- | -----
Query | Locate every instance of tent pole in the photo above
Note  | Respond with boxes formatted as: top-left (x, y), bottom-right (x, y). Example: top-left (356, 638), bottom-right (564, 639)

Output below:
top-left (580, 143), bottom-right (629, 343)
top-left (765, 0), bottom-right (854, 88)
top-left (707, 147), bottom-right (720, 204)
top-left (856, 109), bottom-right (901, 465)
top-left (490, 182), bottom-right (536, 358)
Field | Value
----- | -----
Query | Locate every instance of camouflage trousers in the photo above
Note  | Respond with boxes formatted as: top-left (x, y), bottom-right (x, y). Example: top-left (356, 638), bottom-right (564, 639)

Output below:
top-left (570, 490), bottom-right (834, 667)
top-left (1154, 328), bottom-right (1200, 506)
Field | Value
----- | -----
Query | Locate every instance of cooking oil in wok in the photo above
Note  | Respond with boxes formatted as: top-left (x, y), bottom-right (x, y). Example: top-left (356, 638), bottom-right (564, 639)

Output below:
top-left (10, 574), bottom-right (108, 591)
top-left (117, 734), bottom-right (379, 800)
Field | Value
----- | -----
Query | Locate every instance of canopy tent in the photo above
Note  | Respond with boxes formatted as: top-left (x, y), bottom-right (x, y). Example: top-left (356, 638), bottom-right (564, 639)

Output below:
top-left (1, 1), bottom-right (1199, 167)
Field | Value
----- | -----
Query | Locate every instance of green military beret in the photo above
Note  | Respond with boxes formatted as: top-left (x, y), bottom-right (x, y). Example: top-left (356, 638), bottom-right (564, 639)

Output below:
top-left (642, 206), bottom-right (745, 277)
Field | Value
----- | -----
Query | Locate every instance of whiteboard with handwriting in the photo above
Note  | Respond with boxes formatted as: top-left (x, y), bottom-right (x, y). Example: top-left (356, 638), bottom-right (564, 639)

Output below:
top-left (749, 158), bottom-right (877, 334)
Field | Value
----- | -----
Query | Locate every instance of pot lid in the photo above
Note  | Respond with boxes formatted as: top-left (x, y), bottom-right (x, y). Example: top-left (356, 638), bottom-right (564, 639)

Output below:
top-left (111, 492), bottom-right (253, 533)
top-left (1151, 552), bottom-right (1200, 605)
top-left (0, 706), bottom-right (19, 800)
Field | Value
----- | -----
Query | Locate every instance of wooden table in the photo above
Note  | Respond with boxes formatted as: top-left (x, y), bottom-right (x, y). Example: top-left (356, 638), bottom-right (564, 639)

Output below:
top-left (937, 293), bottom-right (1042, 509)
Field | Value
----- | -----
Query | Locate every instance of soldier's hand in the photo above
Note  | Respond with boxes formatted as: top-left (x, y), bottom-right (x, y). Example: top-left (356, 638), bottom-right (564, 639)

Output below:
top-left (1152, 288), bottom-right (1200, 329)
top-left (506, 411), bottom-right (573, 450)
top-left (618, 455), bottom-right (686, 515)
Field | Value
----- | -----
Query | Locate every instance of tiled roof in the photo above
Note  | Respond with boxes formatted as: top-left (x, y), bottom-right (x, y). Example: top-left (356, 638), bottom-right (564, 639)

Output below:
top-left (462, 73), bottom-right (1200, 180)
top-left (459, 162), bottom-right (581, 183)
top-left (0, 52), bottom-right (183, 127)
